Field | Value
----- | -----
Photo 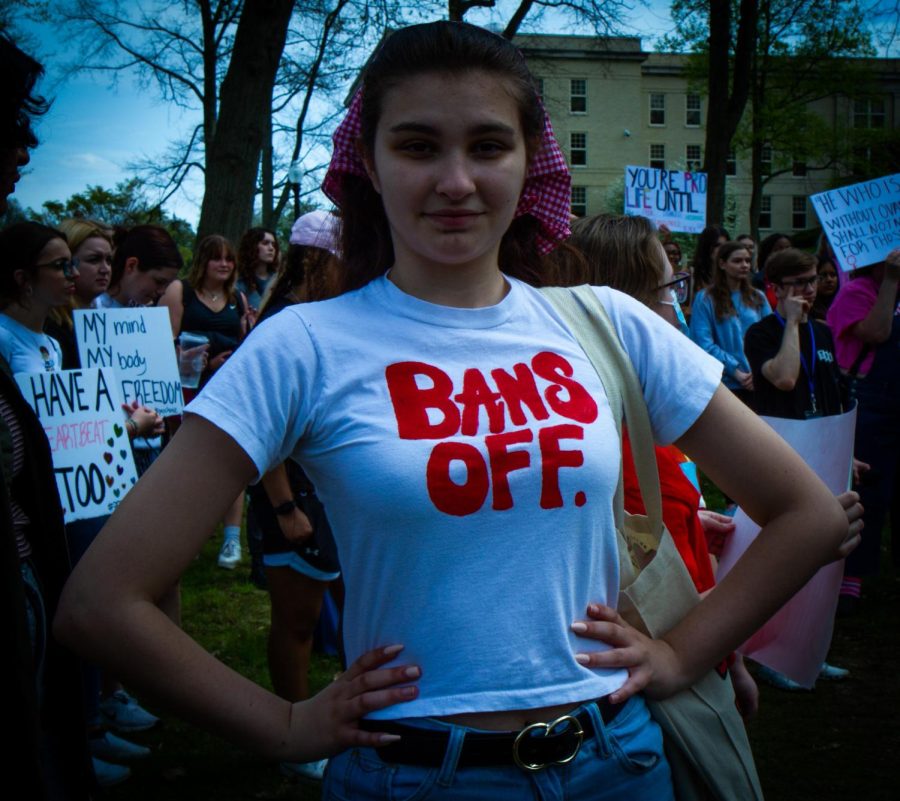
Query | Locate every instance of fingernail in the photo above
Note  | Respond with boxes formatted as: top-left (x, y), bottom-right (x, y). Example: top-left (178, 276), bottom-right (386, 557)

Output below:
top-left (588, 603), bottom-right (601, 614)
top-left (400, 686), bottom-right (418, 698)
top-left (574, 653), bottom-right (590, 665)
top-left (378, 733), bottom-right (401, 744)
top-left (571, 622), bottom-right (588, 634)
top-left (382, 644), bottom-right (403, 657)
top-left (404, 665), bottom-right (420, 678)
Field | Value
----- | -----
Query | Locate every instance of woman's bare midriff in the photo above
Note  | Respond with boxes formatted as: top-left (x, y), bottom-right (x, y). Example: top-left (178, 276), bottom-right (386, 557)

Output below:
top-left (437, 700), bottom-right (588, 731)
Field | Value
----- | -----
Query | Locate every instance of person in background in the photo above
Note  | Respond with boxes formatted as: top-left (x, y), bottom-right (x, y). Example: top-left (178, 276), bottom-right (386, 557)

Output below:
top-left (569, 212), bottom-right (758, 717)
top-left (744, 247), bottom-right (864, 689)
top-left (690, 241), bottom-right (771, 404)
top-left (756, 232), bottom-right (793, 307)
top-left (160, 234), bottom-right (251, 570)
top-left (247, 209), bottom-right (344, 782)
top-left (689, 224), bottom-right (730, 298)
top-left (236, 227), bottom-right (280, 313)
top-left (95, 224), bottom-right (182, 309)
top-left (0, 35), bottom-right (94, 796)
top-left (827, 247), bottom-right (900, 613)
top-left (811, 235), bottom-right (841, 322)
top-left (737, 233), bottom-right (756, 272)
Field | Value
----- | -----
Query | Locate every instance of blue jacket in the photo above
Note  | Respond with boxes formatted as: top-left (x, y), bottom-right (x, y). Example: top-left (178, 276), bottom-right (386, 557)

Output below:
top-left (690, 288), bottom-right (771, 389)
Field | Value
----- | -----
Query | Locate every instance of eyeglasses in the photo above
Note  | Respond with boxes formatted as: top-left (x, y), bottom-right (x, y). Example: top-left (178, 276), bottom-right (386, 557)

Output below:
top-left (657, 271), bottom-right (690, 304)
top-left (779, 274), bottom-right (819, 290)
top-left (36, 257), bottom-right (79, 278)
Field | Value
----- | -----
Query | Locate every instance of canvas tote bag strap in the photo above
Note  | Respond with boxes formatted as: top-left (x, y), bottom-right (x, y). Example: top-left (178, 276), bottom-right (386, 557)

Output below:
top-left (540, 285), bottom-right (663, 534)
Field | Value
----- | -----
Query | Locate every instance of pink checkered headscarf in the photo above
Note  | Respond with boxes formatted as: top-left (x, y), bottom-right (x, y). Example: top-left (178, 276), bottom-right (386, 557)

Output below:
top-left (322, 89), bottom-right (572, 255)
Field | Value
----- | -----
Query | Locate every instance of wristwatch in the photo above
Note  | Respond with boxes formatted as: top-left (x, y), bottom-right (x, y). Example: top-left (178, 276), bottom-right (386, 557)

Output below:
top-left (273, 499), bottom-right (297, 516)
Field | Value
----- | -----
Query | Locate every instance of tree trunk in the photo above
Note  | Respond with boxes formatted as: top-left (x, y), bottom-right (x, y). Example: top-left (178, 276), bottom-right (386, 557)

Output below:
top-left (703, 0), bottom-right (758, 227)
top-left (197, 0), bottom-right (294, 243)
top-left (261, 106), bottom-right (274, 228)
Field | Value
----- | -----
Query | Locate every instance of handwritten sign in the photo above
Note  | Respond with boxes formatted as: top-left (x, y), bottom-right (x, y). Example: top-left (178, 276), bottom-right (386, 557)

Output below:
top-left (717, 406), bottom-right (856, 687)
top-left (15, 367), bottom-right (139, 523)
top-left (74, 307), bottom-right (182, 417)
top-left (623, 165), bottom-right (707, 233)
top-left (810, 174), bottom-right (900, 272)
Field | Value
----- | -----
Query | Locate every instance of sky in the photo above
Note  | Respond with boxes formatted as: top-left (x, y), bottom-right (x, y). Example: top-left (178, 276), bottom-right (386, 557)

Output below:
top-left (11, 0), bottom-right (895, 228)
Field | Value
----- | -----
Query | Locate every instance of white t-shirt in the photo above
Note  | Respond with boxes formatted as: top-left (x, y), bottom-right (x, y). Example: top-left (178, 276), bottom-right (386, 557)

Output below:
top-left (0, 313), bottom-right (64, 374)
top-left (188, 276), bottom-right (722, 718)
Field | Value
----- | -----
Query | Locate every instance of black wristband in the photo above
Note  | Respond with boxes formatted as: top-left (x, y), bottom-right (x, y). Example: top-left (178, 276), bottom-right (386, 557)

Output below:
top-left (273, 499), bottom-right (296, 516)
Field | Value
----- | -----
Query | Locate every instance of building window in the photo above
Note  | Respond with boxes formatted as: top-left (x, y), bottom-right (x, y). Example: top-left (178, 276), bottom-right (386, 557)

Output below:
top-left (686, 145), bottom-right (702, 171)
top-left (792, 196), bottom-right (807, 229)
top-left (759, 196), bottom-right (772, 230)
top-left (726, 148), bottom-right (737, 176)
top-left (570, 132), bottom-right (587, 166)
top-left (571, 186), bottom-right (587, 217)
top-left (792, 159), bottom-right (807, 177)
top-left (535, 77), bottom-right (543, 101)
top-left (853, 97), bottom-right (886, 129)
top-left (686, 93), bottom-right (701, 126)
top-left (649, 144), bottom-right (665, 170)
top-left (570, 79), bottom-right (587, 113)
top-left (761, 145), bottom-right (773, 176)
top-left (650, 93), bottom-right (665, 126)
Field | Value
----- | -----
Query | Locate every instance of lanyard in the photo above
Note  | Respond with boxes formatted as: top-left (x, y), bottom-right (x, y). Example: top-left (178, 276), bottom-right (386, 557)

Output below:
top-left (774, 312), bottom-right (817, 414)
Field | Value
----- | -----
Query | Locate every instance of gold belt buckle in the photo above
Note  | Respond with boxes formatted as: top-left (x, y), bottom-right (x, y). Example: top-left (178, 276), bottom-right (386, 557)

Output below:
top-left (512, 714), bottom-right (584, 772)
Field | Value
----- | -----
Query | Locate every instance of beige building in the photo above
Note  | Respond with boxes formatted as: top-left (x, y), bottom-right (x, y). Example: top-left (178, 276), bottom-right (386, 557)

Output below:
top-left (516, 34), bottom-right (900, 237)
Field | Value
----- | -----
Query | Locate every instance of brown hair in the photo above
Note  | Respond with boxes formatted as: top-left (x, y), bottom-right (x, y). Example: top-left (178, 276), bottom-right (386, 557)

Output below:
top-left (259, 244), bottom-right (341, 318)
top-left (110, 224), bottom-right (183, 291)
top-left (708, 241), bottom-right (764, 320)
top-left (237, 227), bottom-right (280, 288)
top-left (765, 248), bottom-right (816, 285)
top-left (569, 214), bottom-right (665, 306)
top-left (336, 21), bottom-right (559, 292)
top-left (690, 225), bottom-right (730, 289)
top-left (187, 234), bottom-right (238, 302)
top-left (0, 221), bottom-right (66, 308)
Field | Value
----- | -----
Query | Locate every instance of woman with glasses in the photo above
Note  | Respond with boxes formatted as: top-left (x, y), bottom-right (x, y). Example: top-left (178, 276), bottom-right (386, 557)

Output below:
top-left (0, 221), bottom-right (72, 374)
top-left (690, 242), bottom-right (771, 404)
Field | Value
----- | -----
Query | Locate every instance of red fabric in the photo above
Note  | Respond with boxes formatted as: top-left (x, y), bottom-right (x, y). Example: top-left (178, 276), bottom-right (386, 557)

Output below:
top-left (622, 430), bottom-right (715, 594)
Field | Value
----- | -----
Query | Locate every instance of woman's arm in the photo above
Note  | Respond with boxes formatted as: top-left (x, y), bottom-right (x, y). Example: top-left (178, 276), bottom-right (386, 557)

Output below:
top-left (55, 415), bottom-right (419, 761)
top-left (573, 385), bottom-right (846, 702)
top-left (159, 278), bottom-right (185, 338)
top-left (261, 463), bottom-right (314, 542)
top-left (852, 252), bottom-right (900, 344)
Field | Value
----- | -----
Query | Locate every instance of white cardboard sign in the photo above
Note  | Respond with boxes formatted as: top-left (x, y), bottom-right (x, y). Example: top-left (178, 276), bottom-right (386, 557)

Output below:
top-left (623, 165), bottom-right (707, 233)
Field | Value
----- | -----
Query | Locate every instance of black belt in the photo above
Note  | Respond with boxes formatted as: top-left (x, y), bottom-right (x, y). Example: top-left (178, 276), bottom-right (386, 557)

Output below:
top-left (361, 697), bottom-right (623, 772)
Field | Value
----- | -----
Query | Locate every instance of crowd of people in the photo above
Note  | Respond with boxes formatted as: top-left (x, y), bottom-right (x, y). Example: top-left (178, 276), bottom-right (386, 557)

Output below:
top-left (2, 19), bottom-right (894, 801)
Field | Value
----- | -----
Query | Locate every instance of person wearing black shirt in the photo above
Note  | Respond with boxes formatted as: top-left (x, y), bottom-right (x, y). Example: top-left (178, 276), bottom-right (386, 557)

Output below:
top-left (744, 249), bottom-right (844, 419)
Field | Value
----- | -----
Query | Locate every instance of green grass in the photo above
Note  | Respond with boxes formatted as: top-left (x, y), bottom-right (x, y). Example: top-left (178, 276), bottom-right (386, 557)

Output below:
top-left (104, 531), bottom-right (899, 800)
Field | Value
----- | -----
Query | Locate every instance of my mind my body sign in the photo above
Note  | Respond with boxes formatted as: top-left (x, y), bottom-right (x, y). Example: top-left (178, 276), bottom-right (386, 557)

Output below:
top-left (624, 165), bottom-right (707, 233)
top-left (74, 307), bottom-right (183, 417)
top-left (15, 367), bottom-right (139, 523)
top-left (811, 173), bottom-right (900, 272)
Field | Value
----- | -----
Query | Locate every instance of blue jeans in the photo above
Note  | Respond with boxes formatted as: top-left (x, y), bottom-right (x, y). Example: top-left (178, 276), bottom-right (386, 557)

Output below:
top-left (323, 696), bottom-right (673, 801)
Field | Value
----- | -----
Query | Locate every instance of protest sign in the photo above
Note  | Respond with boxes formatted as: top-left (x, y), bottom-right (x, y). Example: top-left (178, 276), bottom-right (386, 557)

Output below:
top-left (623, 165), bottom-right (707, 233)
top-left (15, 367), bottom-right (139, 523)
top-left (717, 405), bottom-right (856, 687)
top-left (74, 307), bottom-right (182, 417)
top-left (810, 174), bottom-right (900, 272)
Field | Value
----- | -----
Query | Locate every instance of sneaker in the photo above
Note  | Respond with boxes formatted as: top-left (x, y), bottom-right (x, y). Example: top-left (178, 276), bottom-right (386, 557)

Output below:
top-left (218, 539), bottom-right (242, 569)
top-left (819, 662), bottom-right (850, 681)
top-left (90, 731), bottom-right (151, 761)
top-left (100, 690), bottom-right (160, 732)
top-left (92, 757), bottom-right (131, 787)
top-left (280, 759), bottom-right (327, 782)
top-left (756, 664), bottom-right (809, 692)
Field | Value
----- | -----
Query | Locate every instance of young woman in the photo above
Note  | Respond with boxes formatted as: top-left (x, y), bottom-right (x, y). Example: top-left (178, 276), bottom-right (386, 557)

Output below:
top-left (689, 224), bottom-right (730, 295)
top-left (160, 234), bottom-right (252, 569)
top-left (811, 236), bottom-right (841, 322)
top-left (690, 241), bottom-right (772, 403)
top-left (57, 22), bottom-right (847, 800)
top-left (96, 224), bottom-right (182, 309)
top-left (236, 227), bottom-right (279, 312)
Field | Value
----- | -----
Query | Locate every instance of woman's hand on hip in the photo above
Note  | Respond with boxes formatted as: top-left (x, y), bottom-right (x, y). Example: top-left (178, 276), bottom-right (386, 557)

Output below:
top-left (571, 603), bottom-right (686, 704)
top-left (286, 644), bottom-right (420, 761)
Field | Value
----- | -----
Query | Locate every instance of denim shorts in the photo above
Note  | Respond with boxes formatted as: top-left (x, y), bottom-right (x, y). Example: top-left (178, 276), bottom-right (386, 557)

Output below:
top-left (323, 696), bottom-right (673, 801)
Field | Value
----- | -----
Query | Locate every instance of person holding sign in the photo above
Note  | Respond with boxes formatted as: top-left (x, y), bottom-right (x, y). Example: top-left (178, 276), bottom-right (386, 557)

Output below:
top-left (95, 225), bottom-right (182, 310)
top-left (57, 22), bottom-right (849, 800)
top-left (690, 242), bottom-right (771, 404)
top-left (827, 247), bottom-right (900, 611)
